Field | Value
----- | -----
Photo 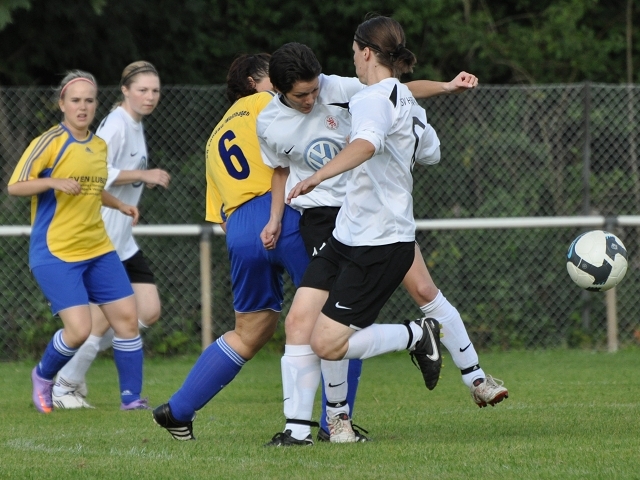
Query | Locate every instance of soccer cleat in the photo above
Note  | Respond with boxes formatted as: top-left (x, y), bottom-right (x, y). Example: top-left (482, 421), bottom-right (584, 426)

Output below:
top-left (470, 375), bottom-right (509, 408)
top-left (121, 397), bottom-right (151, 411)
top-left (52, 390), bottom-right (94, 409)
top-left (31, 367), bottom-right (54, 414)
top-left (318, 424), bottom-right (371, 443)
top-left (409, 317), bottom-right (443, 390)
top-left (264, 429), bottom-right (313, 447)
top-left (327, 413), bottom-right (356, 443)
top-left (152, 403), bottom-right (196, 440)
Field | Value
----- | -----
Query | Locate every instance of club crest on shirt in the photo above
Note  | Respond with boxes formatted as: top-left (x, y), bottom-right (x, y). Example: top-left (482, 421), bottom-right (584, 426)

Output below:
top-left (304, 138), bottom-right (341, 171)
top-left (325, 115), bottom-right (339, 130)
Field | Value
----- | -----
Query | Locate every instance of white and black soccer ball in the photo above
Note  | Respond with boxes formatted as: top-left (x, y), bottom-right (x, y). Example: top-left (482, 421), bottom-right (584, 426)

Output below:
top-left (566, 230), bottom-right (628, 292)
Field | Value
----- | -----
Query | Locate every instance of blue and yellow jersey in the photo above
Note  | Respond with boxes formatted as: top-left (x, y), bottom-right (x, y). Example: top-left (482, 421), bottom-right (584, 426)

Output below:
top-left (9, 124), bottom-right (114, 267)
top-left (205, 91), bottom-right (275, 223)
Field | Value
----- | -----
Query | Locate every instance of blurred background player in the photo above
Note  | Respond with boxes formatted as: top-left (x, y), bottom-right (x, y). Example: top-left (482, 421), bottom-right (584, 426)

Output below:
top-left (7, 70), bottom-right (144, 413)
top-left (259, 41), bottom-right (507, 442)
top-left (52, 61), bottom-right (169, 409)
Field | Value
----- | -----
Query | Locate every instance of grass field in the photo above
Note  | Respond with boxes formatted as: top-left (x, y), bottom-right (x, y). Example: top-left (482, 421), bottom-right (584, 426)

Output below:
top-left (1, 349), bottom-right (639, 479)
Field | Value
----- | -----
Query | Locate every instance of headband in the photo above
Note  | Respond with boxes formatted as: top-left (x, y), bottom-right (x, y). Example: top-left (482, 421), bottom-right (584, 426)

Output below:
top-left (354, 34), bottom-right (384, 55)
top-left (60, 77), bottom-right (96, 98)
top-left (120, 65), bottom-right (159, 87)
top-left (354, 34), bottom-right (405, 60)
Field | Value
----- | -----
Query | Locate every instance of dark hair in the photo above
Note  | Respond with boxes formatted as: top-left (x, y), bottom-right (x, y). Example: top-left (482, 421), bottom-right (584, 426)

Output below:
top-left (354, 15), bottom-right (416, 78)
top-left (269, 43), bottom-right (322, 94)
top-left (226, 53), bottom-right (271, 103)
top-left (113, 60), bottom-right (160, 108)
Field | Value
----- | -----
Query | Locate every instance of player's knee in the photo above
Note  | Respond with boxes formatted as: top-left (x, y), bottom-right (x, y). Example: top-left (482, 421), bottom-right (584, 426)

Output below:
top-left (310, 337), bottom-right (342, 360)
top-left (140, 306), bottom-right (161, 326)
top-left (284, 309), bottom-right (313, 339)
top-left (64, 325), bottom-right (91, 348)
top-left (411, 281), bottom-right (439, 305)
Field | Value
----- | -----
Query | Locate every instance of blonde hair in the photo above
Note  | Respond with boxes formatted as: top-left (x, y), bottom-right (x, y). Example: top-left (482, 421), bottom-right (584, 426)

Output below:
top-left (55, 70), bottom-right (98, 100)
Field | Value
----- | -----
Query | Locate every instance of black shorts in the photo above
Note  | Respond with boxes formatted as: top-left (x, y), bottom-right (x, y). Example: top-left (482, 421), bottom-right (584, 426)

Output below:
top-left (122, 250), bottom-right (156, 285)
top-left (298, 206), bottom-right (340, 259)
top-left (300, 236), bottom-right (415, 330)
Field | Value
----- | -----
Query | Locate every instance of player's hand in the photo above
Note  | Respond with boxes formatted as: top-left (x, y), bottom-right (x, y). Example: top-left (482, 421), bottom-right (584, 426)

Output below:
top-left (144, 169), bottom-right (171, 189)
top-left (444, 71), bottom-right (478, 93)
top-left (260, 220), bottom-right (281, 250)
top-left (51, 178), bottom-right (81, 195)
top-left (119, 204), bottom-right (140, 226)
top-left (286, 175), bottom-right (320, 203)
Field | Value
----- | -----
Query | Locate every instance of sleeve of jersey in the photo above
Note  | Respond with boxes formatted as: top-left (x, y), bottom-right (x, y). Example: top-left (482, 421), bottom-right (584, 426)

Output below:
top-left (349, 92), bottom-right (393, 155)
top-left (256, 108), bottom-right (290, 169)
top-left (8, 135), bottom-right (55, 184)
top-left (258, 135), bottom-right (289, 169)
top-left (415, 120), bottom-right (441, 166)
top-left (96, 117), bottom-right (125, 188)
top-left (338, 76), bottom-right (367, 99)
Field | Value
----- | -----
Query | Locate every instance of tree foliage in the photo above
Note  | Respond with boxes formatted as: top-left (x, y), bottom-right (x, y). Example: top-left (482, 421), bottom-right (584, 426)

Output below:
top-left (0, 0), bottom-right (639, 86)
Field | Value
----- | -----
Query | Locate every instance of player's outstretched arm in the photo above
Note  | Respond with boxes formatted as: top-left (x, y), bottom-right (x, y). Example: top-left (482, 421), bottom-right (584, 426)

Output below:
top-left (287, 139), bottom-right (375, 203)
top-left (406, 71), bottom-right (478, 99)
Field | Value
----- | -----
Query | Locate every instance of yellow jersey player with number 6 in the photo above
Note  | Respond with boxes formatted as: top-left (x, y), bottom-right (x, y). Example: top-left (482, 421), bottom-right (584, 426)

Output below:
top-left (152, 55), bottom-right (310, 439)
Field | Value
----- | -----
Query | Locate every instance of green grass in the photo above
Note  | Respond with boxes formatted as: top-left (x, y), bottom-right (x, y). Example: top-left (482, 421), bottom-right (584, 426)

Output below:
top-left (1, 349), bottom-right (639, 479)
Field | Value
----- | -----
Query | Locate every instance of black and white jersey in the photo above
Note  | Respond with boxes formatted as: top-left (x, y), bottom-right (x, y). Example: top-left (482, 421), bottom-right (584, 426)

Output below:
top-left (257, 74), bottom-right (365, 212)
top-left (96, 106), bottom-right (148, 261)
top-left (334, 78), bottom-right (440, 247)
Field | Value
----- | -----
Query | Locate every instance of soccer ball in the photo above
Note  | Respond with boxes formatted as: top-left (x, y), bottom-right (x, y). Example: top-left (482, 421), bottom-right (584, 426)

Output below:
top-left (566, 230), bottom-right (628, 291)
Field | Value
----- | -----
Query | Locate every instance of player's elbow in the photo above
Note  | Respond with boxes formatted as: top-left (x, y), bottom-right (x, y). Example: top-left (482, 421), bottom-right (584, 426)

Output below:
top-left (416, 146), bottom-right (440, 166)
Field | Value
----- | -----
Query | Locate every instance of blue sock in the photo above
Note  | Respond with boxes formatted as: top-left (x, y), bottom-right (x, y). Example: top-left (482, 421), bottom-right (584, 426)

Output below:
top-left (321, 358), bottom-right (363, 432)
top-left (113, 336), bottom-right (144, 405)
top-left (37, 329), bottom-right (77, 380)
top-left (169, 337), bottom-right (246, 422)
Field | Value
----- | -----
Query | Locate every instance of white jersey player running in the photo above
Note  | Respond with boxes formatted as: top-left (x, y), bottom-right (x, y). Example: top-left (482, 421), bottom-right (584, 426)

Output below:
top-left (53, 61), bottom-right (170, 410)
top-left (259, 42), bottom-right (507, 445)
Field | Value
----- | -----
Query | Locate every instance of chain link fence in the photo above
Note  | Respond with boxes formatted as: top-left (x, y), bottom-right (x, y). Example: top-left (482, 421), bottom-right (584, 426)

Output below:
top-left (1, 83), bottom-right (639, 360)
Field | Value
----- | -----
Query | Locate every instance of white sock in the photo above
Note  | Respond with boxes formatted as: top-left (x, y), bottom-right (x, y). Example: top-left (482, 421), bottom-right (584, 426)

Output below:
top-left (344, 324), bottom-right (414, 359)
top-left (98, 328), bottom-right (115, 352)
top-left (420, 291), bottom-right (485, 386)
top-left (53, 335), bottom-right (101, 395)
top-left (281, 345), bottom-right (321, 440)
top-left (321, 359), bottom-right (349, 419)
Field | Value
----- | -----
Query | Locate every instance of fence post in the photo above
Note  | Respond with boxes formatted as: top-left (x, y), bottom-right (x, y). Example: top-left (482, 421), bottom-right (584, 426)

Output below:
top-left (200, 224), bottom-right (213, 350)
top-left (605, 217), bottom-right (619, 353)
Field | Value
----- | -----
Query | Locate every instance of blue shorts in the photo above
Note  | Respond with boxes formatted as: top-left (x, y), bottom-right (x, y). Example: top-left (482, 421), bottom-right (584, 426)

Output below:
top-left (31, 251), bottom-right (135, 315)
top-left (226, 192), bottom-right (310, 313)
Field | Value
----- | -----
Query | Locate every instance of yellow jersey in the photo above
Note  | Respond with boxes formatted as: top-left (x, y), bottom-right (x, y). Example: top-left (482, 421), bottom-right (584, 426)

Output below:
top-left (9, 124), bottom-right (114, 267)
top-left (205, 91), bottom-right (275, 223)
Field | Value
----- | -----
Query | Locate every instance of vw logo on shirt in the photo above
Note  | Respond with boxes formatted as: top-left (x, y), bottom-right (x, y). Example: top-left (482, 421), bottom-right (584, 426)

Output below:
top-left (304, 138), bottom-right (342, 171)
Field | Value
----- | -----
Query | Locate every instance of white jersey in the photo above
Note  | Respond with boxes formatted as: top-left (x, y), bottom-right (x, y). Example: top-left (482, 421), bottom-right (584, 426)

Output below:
top-left (96, 106), bottom-right (148, 261)
top-left (334, 78), bottom-right (440, 247)
top-left (257, 74), bottom-right (365, 212)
